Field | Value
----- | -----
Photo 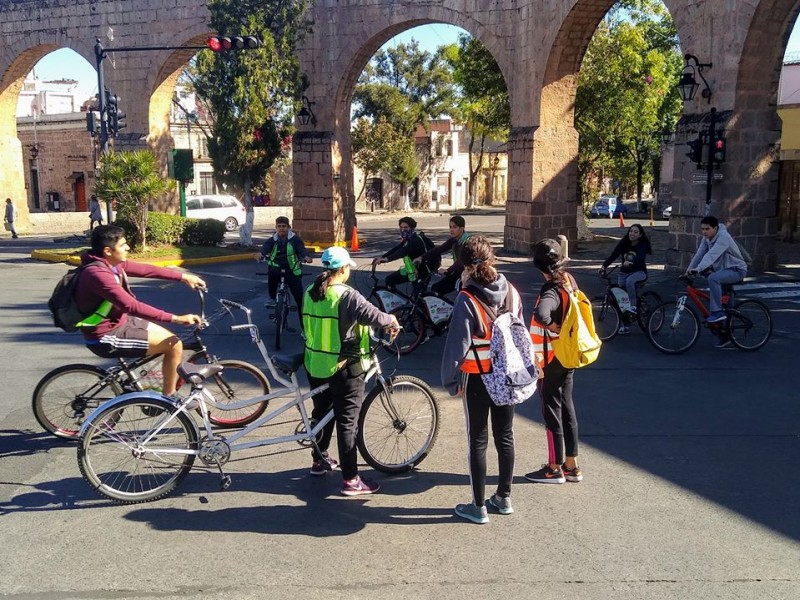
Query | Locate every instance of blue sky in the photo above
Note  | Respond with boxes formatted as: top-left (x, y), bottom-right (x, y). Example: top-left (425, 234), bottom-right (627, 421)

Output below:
top-left (28, 22), bottom-right (800, 98)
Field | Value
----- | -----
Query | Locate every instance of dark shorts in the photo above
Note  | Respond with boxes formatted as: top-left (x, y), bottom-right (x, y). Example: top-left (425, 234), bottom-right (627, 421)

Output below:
top-left (86, 317), bottom-right (150, 359)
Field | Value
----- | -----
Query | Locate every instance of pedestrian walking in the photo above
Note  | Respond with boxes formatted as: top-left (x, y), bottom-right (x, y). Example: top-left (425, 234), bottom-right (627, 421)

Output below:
top-left (526, 239), bottom-right (584, 485)
top-left (4, 198), bottom-right (18, 239)
top-left (89, 195), bottom-right (103, 230)
top-left (441, 236), bottom-right (523, 524)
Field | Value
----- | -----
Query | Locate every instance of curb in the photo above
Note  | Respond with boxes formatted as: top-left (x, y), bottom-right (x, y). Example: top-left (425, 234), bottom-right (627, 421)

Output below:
top-left (30, 249), bottom-right (259, 268)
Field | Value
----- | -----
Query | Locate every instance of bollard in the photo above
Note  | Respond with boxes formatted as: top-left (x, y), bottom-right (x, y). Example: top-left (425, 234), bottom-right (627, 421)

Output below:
top-left (650, 206), bottom-right (654, 226)
top-left (557, 234), bottom-right (569, 259)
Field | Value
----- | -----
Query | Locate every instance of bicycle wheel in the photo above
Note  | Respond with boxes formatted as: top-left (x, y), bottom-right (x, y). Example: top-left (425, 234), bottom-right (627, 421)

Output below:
top-left (646, 301), bottom-right (700, 354)
top-left (591, 295), bottom-right (620, 341)
top-left (728, 300), bottom-right (772, 351)
top-left (274, 294), bottom-right (286, 351)
top-left (204, 360), bottom-right (271, 427)
top-left (32, 364), bottom-right (124, 440)
top-left (357, 375), bottom-right (440, 474)
top-left (636, 291), bottom-right (663, 331)
top-left (78, 397), bottom-right (197, 504)
top-left (388, 306), bottom-right (426, 355)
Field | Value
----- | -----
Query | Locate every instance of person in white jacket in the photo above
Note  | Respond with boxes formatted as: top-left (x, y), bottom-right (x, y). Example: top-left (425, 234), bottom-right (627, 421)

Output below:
top-left (686, 216), bottom-right (747, 324)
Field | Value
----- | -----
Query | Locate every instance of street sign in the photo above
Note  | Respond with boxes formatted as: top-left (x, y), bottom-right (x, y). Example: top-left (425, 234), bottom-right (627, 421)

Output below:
top-left (692, 172), bottom-right (724, 184)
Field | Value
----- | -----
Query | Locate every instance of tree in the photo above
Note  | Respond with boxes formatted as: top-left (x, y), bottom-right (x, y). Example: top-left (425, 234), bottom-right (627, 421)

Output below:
top-left (94, 150), bottom-right (174, 250)
top-left (576, 0), bottom-right (682, 211)
top-left (445, 35), bottom-right (510, 208)
top-left (191, 0), bottom-right (310, 245)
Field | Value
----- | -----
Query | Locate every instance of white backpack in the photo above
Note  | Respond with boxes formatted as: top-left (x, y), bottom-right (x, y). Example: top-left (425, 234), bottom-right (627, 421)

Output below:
top-left (467, 289), bottom-right (538, 406)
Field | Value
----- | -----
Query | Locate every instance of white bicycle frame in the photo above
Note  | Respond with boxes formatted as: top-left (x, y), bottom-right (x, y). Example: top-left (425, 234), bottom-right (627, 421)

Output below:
top-left (79, 299), bottom-right (383, 457)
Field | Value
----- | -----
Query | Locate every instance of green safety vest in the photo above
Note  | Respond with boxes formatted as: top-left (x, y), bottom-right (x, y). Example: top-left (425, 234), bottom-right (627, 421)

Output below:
top-left (453, 232), bottom-right (471, 263)
top-left (268, 238), bottom-right (302, 276)
top-left (303, 283), bottom-right (371, 378)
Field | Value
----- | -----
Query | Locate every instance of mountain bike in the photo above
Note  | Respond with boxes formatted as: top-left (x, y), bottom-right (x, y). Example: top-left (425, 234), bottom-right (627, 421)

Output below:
top-left (591, 266), bottom-right (663, 341)
top-left (645, 274), bottom-right (772, 354)
top-left (32, 289), bottom-right (270, 439)
top-left (77, 299), bottom-right (441, 504)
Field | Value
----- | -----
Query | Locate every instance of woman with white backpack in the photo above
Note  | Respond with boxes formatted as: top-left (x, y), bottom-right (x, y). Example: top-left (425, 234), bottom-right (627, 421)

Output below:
top-left (441, 236), bottom-right (527, 524)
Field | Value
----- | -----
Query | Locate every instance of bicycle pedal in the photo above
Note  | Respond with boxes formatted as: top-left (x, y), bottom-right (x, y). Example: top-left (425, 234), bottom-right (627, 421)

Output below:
top-left (220, 475), bottom-right (232, 490)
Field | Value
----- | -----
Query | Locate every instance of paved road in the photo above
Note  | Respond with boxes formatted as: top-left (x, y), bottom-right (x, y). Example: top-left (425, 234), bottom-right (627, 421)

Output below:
top-left (1, 215), bottom-right (799, 599)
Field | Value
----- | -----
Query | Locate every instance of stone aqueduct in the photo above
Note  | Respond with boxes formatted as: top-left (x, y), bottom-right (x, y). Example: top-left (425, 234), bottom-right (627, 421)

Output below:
top-left (1, 0), bottom-right (799, 269)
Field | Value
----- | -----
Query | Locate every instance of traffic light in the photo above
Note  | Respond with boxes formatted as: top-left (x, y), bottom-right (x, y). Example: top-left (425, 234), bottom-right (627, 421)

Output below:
top-left (686, 137), bottom-right (703, 166)
top-left (86, 111), bottom-right (99, 136)
top-left (206, 35), bottom-right (260, 52)
top-left (713, 137), bottom-right (726, 166)
top-left (105, 90), bottom-right (127, 136)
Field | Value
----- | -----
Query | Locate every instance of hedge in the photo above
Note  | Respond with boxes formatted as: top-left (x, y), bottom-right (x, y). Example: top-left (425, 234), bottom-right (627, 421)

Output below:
top-left (115, 212), bottom-right (226, 248)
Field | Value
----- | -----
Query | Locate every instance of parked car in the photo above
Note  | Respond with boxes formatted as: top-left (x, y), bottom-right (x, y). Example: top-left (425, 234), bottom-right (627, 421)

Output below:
top-left (185, 194), bottom-right (246, 231)
top-left (662, 206), bottom-right (672, 219)
top-left (590, 196), bottom-right (628, 218)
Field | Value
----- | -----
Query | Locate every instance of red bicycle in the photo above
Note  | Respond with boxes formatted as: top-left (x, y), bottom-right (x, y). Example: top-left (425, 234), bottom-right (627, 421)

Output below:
top-left (645, 274), bottom-right (772, 354)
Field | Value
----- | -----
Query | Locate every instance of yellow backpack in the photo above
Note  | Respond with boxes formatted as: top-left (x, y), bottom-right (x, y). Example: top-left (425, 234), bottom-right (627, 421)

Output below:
top-left (550, 285), bottom-right (601, 369)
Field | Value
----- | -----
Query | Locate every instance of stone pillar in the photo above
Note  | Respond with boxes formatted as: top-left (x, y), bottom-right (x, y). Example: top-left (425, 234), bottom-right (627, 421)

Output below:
top-left (505, 125), bottom-right (579, 254)
top-left (0, 134), bottom-right (28, 231)
top-left (292, 131), bottom-right (345, 246)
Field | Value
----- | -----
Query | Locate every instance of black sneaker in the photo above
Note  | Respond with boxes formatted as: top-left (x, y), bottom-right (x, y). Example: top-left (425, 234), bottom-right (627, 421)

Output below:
top-left (524, 464), bottom-right (566, 484)
top-left (561, 463), bottom-right (584, 482)
top-left (310, 455), bottom-right (341, 476)
top-left (715, 338), bottom-right (733, 349)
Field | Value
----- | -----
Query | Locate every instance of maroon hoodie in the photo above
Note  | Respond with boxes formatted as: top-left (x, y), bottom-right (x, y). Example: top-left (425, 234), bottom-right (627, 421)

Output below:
top-left (75, 252), bottom-right (183, 341)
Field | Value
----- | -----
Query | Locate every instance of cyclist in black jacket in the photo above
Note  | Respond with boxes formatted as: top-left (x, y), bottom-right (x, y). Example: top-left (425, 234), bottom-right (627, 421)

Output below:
top-left (372, 216), bottom-right (431, 291)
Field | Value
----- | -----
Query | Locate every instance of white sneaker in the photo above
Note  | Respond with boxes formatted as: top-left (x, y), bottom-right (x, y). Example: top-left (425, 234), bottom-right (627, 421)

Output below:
top-left (618, 325), bottom-right (630, 335)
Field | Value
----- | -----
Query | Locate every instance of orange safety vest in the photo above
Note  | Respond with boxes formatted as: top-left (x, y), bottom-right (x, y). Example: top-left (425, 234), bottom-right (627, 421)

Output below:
top-left (459, 290), bottom-right (493, 374)
top-left (530, 287), bottom-right (568, 368)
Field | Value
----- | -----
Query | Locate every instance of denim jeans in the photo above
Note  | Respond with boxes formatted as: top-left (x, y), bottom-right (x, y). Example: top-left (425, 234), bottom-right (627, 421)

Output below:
top-left (708, 268), bottom-right (745, 312)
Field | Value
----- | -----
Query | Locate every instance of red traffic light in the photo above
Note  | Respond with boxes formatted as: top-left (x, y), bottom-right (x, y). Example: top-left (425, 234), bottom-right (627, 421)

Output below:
top-left (207, 35), bottom-right (260, 52)
top-left (715, 139), bottom-right (725, 149)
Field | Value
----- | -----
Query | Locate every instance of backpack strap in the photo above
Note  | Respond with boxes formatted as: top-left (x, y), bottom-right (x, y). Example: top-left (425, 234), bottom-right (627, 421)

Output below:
top-left (460, 289), bottom-right (494, 376)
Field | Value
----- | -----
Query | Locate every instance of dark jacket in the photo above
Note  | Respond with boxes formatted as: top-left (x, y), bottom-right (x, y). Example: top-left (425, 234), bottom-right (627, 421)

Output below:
top-left (260, 231), bottom-right (308, 270)
top-left (382, 232), bottom-right (427, 263)
top-left (419, 233), bottom-right (469, 276)
top-left (602, 238), bottom-right (651, 274)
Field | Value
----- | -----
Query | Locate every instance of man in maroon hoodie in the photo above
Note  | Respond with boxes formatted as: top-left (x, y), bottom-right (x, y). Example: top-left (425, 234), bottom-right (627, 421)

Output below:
top-left (75, 225), bottom-right (206, 396)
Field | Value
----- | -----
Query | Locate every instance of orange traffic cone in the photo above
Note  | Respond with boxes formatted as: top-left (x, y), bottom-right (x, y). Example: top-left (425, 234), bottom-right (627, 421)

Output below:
top-left (619, 212), bottom-right (625, 228)
top-left (351, 226), bottom-right (359, 252)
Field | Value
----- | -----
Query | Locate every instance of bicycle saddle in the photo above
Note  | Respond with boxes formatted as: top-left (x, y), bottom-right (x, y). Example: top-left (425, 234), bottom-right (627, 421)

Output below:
top-left (272, 352), bottom-right (305, 375)
top-left (177, 362), bottom-right (224, 384)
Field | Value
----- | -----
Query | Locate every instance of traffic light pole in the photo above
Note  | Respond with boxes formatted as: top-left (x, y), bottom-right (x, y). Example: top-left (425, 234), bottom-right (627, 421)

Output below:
top-left (94, 39), bottom-right (113, 224)
top-left (705, 107), bottom-right (717, 214)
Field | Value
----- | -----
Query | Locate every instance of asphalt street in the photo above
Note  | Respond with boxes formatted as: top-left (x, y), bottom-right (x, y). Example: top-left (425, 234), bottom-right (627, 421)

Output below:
top-left (1, 212), bottom-right (799, 599)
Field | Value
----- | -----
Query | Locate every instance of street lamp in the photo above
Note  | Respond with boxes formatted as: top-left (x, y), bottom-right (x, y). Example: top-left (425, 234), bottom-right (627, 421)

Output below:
top-left (679, 54), bottom-right (713, 103)
top-left (297, 95), bottom-right (316, 127)
top-left (29, 144), bottom-right (39, 160)
top-left (660, 129), bottom-right (674, 145)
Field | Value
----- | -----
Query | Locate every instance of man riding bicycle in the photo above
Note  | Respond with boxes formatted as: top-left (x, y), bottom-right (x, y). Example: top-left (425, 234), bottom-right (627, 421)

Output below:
top-left (685, 216), bottom-right (748, 323)
top-left (371, 216), bottom-right (436, 293)
top-left (414, 214), bottom-right (470, 297)
top-left (75, 225), bottom-right (206, 396)
top-left (257, 216), bottom-right (313, 313)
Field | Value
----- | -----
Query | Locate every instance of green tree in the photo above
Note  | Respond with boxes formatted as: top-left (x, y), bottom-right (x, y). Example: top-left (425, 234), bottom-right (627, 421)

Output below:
top-left (94, 150), bottom-right (174, 250)
top-left (192, 0), bottom-right (310, 244)
top-left (576, 0), bottom-right (682, 210)
top-left (445, 34), bottom-right (510, 208)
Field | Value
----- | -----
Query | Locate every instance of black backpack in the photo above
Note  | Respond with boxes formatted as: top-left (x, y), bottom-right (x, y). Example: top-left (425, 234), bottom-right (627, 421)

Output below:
top-left (48, 261), bottom-right (106, 332)
top-left (418, 231), bottom-right (442, 272)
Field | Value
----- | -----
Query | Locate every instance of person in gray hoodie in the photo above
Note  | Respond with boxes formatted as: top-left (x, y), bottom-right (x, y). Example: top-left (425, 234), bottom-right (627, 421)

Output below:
top-left (441, 236), bottom-right (523, 524)
top-left (686, 216), bottom-right (747, 324)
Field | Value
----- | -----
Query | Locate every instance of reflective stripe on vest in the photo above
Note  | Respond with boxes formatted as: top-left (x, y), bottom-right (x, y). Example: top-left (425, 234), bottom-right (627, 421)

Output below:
top-left (303, 284), bottom-right (370, 378)
top-left (530, 287), bottom-right (567, 368)
top-left (268, 239), bottom-right (302, 275)
top-left (459, 290), bottom-right (492, 374)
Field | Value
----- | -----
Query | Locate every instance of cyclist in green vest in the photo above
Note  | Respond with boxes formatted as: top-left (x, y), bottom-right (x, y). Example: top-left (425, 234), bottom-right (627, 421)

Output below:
top-left (415, 214), bottom-right (470, 297)
top-left (372, 216), bottom-right (431, 292)
top-left (303, 246), bottom-right (399, 496)
top-left (257, 216), bottom-right (312, 313)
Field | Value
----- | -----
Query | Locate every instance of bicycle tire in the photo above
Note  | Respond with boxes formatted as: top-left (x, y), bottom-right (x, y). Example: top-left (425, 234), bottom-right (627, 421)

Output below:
top-left (274, 294), bottom-right (286, 351)
top-left (78, 397), bottom-right (198, 504)
top-left (388, 305), bottom-right (426, 355)
top-left (591, 295), bottom-right (620, 341)
top-left (204, 360), bottom-right (271, 427)
top-left (646, 301), bottom-right (700, 354)
top-left (636, 291), bottom-right (663, 331)
top-left (728, 300), bottom-right (772, 351)
top-left (32, 364), bottom-right (124, 440)
top-left (357, 375), bottom-right (440, 474)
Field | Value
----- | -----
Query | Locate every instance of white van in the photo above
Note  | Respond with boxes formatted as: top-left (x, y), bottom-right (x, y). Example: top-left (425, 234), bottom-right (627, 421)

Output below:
top-left (185, 195), bottom-right (246, 231)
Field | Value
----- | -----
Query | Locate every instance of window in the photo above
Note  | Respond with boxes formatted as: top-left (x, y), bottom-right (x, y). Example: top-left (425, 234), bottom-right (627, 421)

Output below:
top-left (186, 199), bottom-right (201, 210)
top-left (203, 198), bottom-right (223, 209)
top-left (200, 172), bottom-right (214, 195)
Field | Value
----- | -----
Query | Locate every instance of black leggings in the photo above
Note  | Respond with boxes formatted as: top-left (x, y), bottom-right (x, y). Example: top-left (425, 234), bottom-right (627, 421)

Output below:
top-left (462, 374), bottom-right (516, 505)
top-left (539, 357), bottom-right (578, 465)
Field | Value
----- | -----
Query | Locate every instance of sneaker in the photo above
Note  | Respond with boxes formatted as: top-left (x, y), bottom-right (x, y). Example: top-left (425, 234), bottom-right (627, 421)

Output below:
top-left (625, 306), bottom-right (637, 314)
top-left (310, 455), bottom-right (341, 476)
top-left (455, 502), bottom-right (490, 524)
top-left (264, 299), bottom-right (276, 309)
top-left (617, 325), bottom-right (630, 335)
top-left (714, 338), bottom-right (733, 349)
top-left (486, 494), bottom-right (514, 515)
top-left (524, 464), bottom-right (566, 484)
top-left (561, 463), bottom-right (584, 482)
top-left (341, 475), bottom-right (380, 496)
top-left (706, 311), bottom-right (727, 323)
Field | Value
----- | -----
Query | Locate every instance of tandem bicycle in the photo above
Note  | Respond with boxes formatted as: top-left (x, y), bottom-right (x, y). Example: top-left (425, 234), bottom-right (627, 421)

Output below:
top-left (76, 298), bottom-right (440, 504)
